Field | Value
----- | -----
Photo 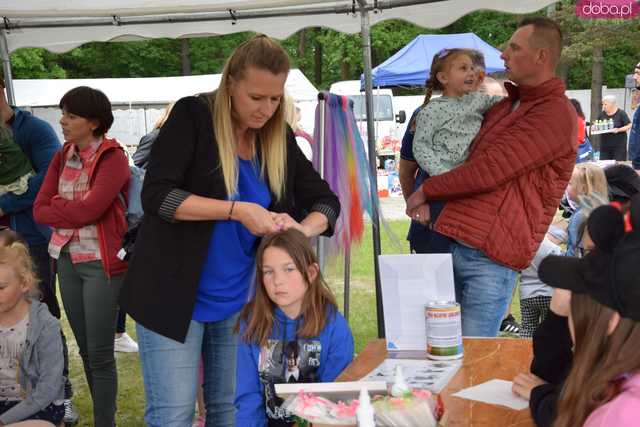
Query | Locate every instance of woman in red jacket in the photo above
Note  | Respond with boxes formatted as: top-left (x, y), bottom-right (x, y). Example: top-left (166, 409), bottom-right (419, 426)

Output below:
top-left (34, 86), bottom-right (130, 427)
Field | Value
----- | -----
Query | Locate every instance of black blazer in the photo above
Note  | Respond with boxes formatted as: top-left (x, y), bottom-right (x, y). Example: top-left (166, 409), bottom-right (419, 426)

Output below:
top-left (120, 95), bottom-right (340, 342)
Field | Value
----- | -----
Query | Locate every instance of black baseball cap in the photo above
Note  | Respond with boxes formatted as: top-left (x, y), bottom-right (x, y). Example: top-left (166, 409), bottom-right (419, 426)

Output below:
top-left (539, 195), bottom-right (640, 321)
top-left (605, 164), bottom-right (640, 201)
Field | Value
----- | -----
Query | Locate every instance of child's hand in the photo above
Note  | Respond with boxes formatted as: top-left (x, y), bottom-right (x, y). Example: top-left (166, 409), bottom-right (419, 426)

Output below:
top-left (512, 373), bottom-right (546, 400)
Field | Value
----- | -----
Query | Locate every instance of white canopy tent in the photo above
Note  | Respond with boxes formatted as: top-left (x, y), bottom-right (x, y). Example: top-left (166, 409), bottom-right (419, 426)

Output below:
top-left (1, 0), bottom-right (558, 336)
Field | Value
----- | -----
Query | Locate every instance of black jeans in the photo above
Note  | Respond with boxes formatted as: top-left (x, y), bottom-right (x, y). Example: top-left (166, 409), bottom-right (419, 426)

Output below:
top-left (28, 243), bottom-right (73, 399)
top-left (600, 144), bottom-right (627, 161)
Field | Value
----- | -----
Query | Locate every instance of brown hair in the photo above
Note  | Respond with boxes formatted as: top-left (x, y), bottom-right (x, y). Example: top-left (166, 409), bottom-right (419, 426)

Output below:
top-left (59, 86), bottom-right (114, 137)
top-left (0, 241), bottom-right (40, 300)
top-left (211, 34), bottom-right (290, 201)
top-left (239, 229), bottom-right (338, 347)
top-left (554, 293), bottom-right (640, 427)
top-left (421, 48), bottom-right (473, 108)
top-left (409, 48), bottom-right (474, 132)
top-left (518, 17), bottom-right (563, 66)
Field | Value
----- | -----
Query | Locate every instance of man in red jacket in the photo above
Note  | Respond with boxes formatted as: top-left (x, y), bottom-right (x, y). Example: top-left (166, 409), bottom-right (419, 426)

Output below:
top-left (407, 17), bottom-right (577, 336)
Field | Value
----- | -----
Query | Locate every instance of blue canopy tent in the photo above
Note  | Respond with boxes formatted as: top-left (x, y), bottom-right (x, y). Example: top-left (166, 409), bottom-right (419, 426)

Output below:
top-left (361, 32), bottom-right (506, 88)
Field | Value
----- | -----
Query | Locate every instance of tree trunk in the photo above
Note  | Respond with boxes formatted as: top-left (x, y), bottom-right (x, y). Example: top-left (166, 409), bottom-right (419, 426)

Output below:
top-left (180, 39), bottom-right (192, 76)
top-left (313, 28), bottom-right (323, 86)
top-left (297, 29), bottom-right (306, 73)
top-left (590, 44), bottom-right (604, 150)
top-left (340, 49), bottom-right (350, 80)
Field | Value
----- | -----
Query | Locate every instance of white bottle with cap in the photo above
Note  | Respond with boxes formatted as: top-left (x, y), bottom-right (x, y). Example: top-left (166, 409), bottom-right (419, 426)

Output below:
top-left (356, 386), bottom-right (375, 427)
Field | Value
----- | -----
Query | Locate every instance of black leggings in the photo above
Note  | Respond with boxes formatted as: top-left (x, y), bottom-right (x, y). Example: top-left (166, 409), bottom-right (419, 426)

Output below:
top-left (600, 144), bottom-right (627, 161)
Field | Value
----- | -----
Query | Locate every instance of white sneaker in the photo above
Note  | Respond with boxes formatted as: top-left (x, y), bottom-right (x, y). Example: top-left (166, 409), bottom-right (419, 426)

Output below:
top-left (114, 332), bottom-right (139, 353)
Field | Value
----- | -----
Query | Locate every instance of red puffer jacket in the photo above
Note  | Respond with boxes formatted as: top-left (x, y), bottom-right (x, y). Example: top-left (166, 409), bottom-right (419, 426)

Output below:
top-left (34, 137), bottom-right (130, 277)
top-left (423, 78), bottom-right (577, 270)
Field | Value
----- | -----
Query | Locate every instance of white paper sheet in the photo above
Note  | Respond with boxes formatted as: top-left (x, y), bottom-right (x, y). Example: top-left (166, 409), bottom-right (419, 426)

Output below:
top-left (452, 379), bottom-right (529, 410)
top-left (362, 358), bottom-right (461, 394)
top-left (378, 254), bottom-right (456, 351)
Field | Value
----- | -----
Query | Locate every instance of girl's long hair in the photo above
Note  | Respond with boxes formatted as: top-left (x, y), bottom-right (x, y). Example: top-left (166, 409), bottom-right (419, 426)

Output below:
top-left (240, 229), bottom-right (338, 347)
top-left (554, 293), bottom-right (640, 427)
top-left (211, 34), bottom-right (290, 201)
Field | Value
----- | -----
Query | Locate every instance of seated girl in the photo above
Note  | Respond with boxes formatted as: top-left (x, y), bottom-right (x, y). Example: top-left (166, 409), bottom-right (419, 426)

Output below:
top-left (0, 241), bottom-right (64, 426)
top-left (235, 229), bottom-right (354, 427)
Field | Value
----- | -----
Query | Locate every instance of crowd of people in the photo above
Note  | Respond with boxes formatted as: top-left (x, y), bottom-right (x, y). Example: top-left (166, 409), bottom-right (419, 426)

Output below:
top-left (0, 14), bottom-right (638, 427)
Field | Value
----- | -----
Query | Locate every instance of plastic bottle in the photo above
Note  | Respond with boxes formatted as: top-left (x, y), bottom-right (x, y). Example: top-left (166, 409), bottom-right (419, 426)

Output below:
top-left (356, 386), bottom-right (375, 427)
top-left (608, 119), bottom-right (614, 131)
top-left (391, 365), bottom-right (411, 397)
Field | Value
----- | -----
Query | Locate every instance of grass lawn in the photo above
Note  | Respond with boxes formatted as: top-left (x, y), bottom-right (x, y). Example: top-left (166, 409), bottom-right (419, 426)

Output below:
top-left (63, 219), bottom-right (520, 425)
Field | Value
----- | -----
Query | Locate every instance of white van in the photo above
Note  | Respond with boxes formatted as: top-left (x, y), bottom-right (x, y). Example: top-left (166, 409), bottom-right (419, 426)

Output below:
top-left (329, 80), bottom-right (406, 167)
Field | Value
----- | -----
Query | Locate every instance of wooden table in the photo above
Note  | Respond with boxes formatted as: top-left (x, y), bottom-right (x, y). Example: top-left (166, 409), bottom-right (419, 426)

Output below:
top-left (337, 338), bottom-right (535, 427)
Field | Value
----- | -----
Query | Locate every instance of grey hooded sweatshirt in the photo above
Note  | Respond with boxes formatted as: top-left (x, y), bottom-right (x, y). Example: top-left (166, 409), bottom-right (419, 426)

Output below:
top-left (0, 300), bottom-right (64, 424)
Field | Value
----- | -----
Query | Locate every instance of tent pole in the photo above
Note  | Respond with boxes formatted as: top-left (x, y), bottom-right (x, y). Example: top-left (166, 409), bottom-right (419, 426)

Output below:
top-left (0, 31), bottom-right (16, 105)
top-left (358, 1), bottom-right (385, 339)
top-left (316, 93), bottom-right (326, 271)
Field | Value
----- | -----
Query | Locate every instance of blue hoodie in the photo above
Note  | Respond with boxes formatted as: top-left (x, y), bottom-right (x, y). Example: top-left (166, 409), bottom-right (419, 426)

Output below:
top-left (235, 306), bottom-right (354, 427)
top-left (0, 108), bottom-right (60, 245)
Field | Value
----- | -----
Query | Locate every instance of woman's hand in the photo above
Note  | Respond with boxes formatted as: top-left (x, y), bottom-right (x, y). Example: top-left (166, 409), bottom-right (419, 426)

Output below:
top-left (234, 202), bottom-right (280, 236)
top-left (407, 203), bottom-right (431, 226)
top-left (271, 212), bottom-right (305, 234)
top-left (512, 372), bottom-right (547, 400)
top-left (406, 187), bottom-right (427, 211)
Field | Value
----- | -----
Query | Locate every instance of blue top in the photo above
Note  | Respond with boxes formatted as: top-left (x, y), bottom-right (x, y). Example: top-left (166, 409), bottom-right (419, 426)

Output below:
top-left (193, 158), bottom-right (271, 322)
top-left (0, 108), bottom-right (60, 246)
top-left (235, 307), bottom-right (354, 427)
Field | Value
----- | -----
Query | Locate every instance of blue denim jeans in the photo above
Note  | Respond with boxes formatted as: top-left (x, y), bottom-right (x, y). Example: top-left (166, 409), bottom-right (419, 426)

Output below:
top-left (137, 314), bottom-right (239, 427)
top-left (450, 242), bottom-right (518, 337)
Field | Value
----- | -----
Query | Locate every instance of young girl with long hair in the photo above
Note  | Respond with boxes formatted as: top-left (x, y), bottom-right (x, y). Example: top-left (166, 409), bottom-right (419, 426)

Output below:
top-left (564, 163), bottom-right (608, 257)
top-left (0, 242), bottom-right (64, 426)
top-left (235, 229), bottom-right (354, 426)
top-left (408, 48), bottom-right (503, 230)
top-left (532, 197), bottom-right (640, 427)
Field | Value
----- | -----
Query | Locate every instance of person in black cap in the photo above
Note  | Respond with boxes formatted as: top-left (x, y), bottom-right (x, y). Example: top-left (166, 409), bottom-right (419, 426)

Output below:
top-left (513, 195), bottom-right (640, 427)
top-left (605, 163), bottom-right (640, 207)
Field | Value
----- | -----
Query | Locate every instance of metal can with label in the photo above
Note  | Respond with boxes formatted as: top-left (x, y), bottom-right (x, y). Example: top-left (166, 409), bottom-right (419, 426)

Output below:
top-left (425, 302), bottom-right (463, 360)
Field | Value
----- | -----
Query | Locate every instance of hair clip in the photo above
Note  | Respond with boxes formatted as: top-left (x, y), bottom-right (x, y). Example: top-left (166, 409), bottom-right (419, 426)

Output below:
top-left (436, 49), bottom-right (450, 59)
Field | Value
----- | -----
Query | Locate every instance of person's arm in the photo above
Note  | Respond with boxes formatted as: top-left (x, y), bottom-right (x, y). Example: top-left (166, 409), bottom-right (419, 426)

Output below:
top-left (399, 109), bottom-right (421, 202)
top-left (419, 102), bottom-right (576, 201)
top-left (529, 383), bottom-right (561, 427)
top-left (0, 318), bottom-right (64, 425)
top-left (0, 119), bottom-right (61, 215)
top-left (530, 292), bottom-right (573, 384)
top-left (44, 149), bottom-right (130, 226)
top-left (234, 340), bottom-right (268, 427)
top-left (33, 151), bottom-right (82, 229)
top-left (399, 159), bottom-right (419, 202)
top-left (318, 312), bottom-right (355, 382)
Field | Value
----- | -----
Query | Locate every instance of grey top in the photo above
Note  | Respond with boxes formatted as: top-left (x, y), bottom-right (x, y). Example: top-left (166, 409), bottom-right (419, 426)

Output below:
top-left (413, 91), bottom-right (502, 176)
top-left (520, 238), bottom-right (562, 300)
top-left (0, 312), bottom-right (29, 402)
top-left (0, 300), bottom-right (64, 424)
